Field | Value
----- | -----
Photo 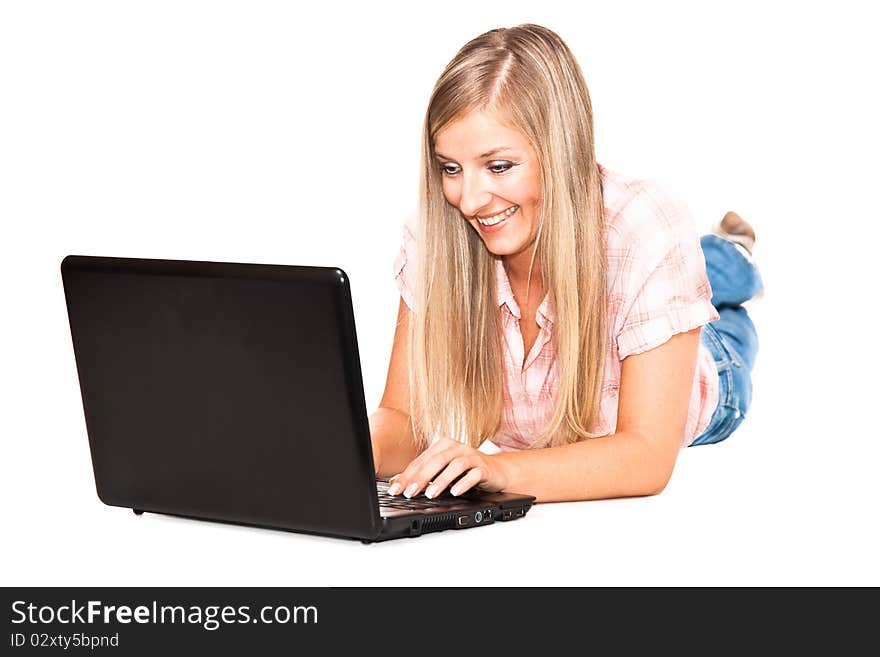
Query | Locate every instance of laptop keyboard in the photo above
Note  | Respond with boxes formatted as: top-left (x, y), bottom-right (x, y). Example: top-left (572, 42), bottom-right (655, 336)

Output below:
top-left (376, 479), bottom-right (460, 510)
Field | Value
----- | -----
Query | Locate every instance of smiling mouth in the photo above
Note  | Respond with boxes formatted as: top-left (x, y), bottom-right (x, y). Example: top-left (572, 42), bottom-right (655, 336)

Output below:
top-left (475, 205), bottom-right (519, 226)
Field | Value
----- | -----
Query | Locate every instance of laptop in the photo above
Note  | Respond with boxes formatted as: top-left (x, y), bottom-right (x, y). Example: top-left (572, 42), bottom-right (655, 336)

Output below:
top-left (60, 255), bottom-right (535, 542)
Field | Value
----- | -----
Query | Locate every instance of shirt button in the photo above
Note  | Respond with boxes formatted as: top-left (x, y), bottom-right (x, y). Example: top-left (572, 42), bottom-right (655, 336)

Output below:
top-left (519, 394), bottom-right (528, 402)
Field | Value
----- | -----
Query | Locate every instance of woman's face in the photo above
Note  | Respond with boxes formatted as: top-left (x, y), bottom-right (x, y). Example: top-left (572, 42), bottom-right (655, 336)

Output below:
top-left (433, 110), bottom-right (542, 261)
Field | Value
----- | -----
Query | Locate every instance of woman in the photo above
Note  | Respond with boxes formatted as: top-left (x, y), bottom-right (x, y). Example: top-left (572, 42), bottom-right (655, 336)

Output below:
top-left (368, 24), bottom-right (763, 503)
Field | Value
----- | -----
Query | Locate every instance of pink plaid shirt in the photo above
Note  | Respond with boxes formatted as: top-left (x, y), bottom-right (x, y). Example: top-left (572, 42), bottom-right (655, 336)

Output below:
top-left (393, 164), bottom-right (720, 450)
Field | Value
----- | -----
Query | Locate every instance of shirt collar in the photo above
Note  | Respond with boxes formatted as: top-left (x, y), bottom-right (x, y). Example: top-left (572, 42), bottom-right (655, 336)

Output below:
top-left (495, 259), bottom-right (555, 325)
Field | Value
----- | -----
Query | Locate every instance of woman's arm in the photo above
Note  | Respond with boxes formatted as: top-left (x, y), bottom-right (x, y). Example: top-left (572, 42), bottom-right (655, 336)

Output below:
top-left (369, 407), bottom-right (421, 477)
top-left (368, 297), bottom-right (422, 476)
top-left (494, 327), bottom-right (700, 502)
top-left (387, 327), bottom-right (701, 502)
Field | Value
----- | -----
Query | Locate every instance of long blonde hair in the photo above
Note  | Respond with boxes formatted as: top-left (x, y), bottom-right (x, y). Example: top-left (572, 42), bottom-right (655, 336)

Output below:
top-left (410, 24), bottom-right (607, 450)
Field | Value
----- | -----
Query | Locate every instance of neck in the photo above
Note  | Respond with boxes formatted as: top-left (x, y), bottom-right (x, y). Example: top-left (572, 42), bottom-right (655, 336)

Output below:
top-left (504, 249), bottom-right (544, 303)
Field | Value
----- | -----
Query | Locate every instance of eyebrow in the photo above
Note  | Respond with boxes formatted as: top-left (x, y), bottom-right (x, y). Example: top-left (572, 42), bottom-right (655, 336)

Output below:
top-left (434, 147), bottom-right (515, 161)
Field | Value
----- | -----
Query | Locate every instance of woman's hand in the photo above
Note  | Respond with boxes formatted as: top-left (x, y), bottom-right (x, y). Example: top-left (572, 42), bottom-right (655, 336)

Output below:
top-left (385, 437), bottom-right (509, 498)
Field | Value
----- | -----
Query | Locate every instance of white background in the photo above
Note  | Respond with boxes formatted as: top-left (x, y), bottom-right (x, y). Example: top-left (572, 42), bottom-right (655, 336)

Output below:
top-left (2, 0), bottom-right (877, 586)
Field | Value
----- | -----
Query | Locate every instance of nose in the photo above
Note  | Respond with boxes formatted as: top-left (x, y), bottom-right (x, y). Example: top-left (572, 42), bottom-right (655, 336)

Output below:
top-left (457, 170), bottom-right (492, 218)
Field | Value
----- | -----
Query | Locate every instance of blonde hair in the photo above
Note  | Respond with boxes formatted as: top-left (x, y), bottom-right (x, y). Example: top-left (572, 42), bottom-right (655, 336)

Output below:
top-left (409, 24), bottom-right (607, 450)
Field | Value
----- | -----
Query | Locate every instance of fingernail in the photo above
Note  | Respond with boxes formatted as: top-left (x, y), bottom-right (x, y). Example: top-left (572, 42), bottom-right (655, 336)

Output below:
top-left (450, 484), bottom-right (462, 496)
top-left (425, 484), bottom-right (439, 499)
top-left (404, 482), bottom-right (418, 498)
top-left (387, 483), bottom-right (401, 496)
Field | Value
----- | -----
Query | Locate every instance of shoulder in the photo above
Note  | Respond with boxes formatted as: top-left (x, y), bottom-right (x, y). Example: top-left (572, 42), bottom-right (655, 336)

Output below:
top-left (599, 163), bottom-right (695, 255)
top-left (398, 211), bottom-right (418, 244)
top-left (395, 211), bottom-right (420, 260)
top-left (393, 211), bottom-right (421, 310)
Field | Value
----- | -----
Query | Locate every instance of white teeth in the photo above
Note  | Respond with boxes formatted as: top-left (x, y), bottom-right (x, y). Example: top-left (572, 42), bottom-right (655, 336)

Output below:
top-left (477, 205), bottom-right (518, 226)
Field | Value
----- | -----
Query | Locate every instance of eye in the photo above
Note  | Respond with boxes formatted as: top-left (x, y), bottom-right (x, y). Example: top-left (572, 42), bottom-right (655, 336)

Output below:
top-left (439, 163), bottom-right (461, 176)
top-left (489, 161), bottom-right (514, 174)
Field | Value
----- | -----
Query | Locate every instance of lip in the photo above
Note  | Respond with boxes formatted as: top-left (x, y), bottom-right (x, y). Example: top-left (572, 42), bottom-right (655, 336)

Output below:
top-left (475, 206), bottom-right (517, 233)
top-left (476, 206), bottom-right (517, 221)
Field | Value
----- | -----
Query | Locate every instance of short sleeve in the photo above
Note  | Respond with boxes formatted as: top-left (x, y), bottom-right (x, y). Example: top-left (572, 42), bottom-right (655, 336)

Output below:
top-left (393, 214), bottom-right (418, 311)
top-left (614, 184), bottom-right (719, 359)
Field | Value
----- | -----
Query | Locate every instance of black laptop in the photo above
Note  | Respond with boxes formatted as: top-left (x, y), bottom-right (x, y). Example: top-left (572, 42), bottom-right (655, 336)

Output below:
top-left (60, 255), bottom-right (535, 542)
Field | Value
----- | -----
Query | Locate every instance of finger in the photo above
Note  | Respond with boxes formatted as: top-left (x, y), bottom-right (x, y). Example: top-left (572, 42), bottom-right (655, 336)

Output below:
top-left (424, 457), bottom-right (472, 499)
top-left (386, 442), bottom-right (447, 495)
top-left (386, 474), bottom-right (404, 496)
top-left (450, 468), bottom-right (484, 496)
top-left (392, 443), bottom-right (463, 498)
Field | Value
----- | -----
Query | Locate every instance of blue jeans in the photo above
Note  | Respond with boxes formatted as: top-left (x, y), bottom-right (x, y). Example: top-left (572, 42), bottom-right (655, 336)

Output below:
top-left (689, 235), bottom-right (763, 446)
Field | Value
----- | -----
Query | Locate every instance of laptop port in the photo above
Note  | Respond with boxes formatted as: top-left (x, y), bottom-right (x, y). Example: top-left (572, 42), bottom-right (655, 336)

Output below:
top-left (474, 511), bottom-right (483, 524)
top-left (457, 515), bottom-right (471, 527)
